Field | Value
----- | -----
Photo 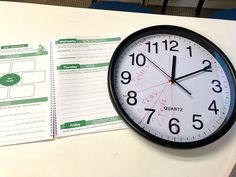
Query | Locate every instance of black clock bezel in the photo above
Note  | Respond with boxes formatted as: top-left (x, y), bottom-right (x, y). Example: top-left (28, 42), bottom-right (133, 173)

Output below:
top-left (108, 25), bottom-right (236, 149)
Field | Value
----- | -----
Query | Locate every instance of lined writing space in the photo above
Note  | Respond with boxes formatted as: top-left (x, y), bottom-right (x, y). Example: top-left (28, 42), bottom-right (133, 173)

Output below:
top-left (0, 102), bottom-right (52, 146)
top-left (55, 66), bottom-right (124, 138)
top-left (58, 70), bottom-right (115, 119)
top-left (54, 37), bottom-right (126, 137)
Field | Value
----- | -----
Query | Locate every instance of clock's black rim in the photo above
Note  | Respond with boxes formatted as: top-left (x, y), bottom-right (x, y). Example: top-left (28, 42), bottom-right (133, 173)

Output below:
top-left (108, 25), bottom-right (236, 149)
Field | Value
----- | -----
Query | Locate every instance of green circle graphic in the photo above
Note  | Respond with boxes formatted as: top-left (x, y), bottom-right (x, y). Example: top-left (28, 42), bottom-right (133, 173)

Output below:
top-left (0, 73), bottom-right (21, 86)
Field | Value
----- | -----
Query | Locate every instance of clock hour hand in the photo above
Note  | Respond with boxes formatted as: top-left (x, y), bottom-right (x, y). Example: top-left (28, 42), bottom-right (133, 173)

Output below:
top-left (170, 56), bottom-right (191, 95)
top-left (142, 53), bottom-right (192, 96)
top-left (174, 65), bottom-right (212, 81)
top-left (171, 55), bottom-right (177, 82)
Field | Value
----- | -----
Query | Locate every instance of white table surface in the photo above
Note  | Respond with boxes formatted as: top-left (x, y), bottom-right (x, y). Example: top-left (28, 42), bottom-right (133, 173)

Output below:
top-left (0, 2), bottom-right (235, 177)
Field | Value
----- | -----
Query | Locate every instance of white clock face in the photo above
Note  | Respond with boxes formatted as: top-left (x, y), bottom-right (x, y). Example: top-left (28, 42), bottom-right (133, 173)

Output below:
top-left (109, 26), bottom-right (236, 148)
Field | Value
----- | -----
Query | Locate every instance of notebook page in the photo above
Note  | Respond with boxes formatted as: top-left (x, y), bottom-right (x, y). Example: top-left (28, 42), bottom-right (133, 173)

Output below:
top-left (53, 37), bottom-right (127, 137)
top-left (0, 43), bottom-right (53, 146)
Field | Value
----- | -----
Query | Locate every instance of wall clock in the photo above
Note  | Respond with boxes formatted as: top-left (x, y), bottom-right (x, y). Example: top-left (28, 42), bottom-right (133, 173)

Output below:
top-left (108, 25), bottom-right (236, 148)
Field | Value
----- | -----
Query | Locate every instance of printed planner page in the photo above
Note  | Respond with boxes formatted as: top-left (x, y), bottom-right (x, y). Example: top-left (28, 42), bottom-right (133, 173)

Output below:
top-left (53, 37), bottom-right (127, 137)
top-left (0, 43), bottom-right (53, 146)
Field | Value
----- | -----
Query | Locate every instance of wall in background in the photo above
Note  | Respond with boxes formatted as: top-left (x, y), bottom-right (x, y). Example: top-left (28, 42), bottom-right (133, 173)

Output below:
top-left (102, 0), bottom-right (236, 9)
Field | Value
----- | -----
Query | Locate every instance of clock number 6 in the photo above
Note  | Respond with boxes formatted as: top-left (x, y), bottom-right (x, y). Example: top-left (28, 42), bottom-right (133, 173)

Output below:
top-left (127, 91), bottom-right (137, 105)
top-left (169, 118), bottom-right (180, 134)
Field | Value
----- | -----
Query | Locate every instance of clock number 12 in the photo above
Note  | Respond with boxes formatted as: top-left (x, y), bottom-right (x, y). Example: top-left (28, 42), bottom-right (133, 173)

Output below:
top-left (162, 40), bottom-right (179, 51)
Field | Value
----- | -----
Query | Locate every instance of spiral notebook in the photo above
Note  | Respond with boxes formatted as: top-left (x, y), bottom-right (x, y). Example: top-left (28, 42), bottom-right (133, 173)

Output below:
top-left (0, 37), bottom-right (126, 146)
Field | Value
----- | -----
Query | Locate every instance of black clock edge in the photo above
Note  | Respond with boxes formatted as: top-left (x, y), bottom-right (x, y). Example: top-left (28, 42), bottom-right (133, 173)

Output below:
top-left (107, 25), bottom-right (236, 149)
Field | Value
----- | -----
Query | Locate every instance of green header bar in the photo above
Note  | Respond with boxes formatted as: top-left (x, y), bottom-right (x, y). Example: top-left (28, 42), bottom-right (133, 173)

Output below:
top-left (1, 44), bottom-right (28, 49)
top-left (0, 45), bottom-right (48, 59)
top-left (60, 116), bottom-right (121, 129)
top-left (0, 51), bottom-right (48, 60)
top-left (57, 62), bottom-right (109, 70)
top-left (56, 37), bottom-right (121, 44)
top-left (0, 97), bottom-right (48, 107)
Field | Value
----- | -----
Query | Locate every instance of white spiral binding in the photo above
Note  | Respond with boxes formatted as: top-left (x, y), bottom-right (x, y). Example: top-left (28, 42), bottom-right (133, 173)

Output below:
top-left (50, 43), bottom-right (57, 137)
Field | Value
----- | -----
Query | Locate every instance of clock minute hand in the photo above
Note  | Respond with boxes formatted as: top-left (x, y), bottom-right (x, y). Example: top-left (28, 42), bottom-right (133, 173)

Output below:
top-left (174, 66), bottom-right (212, 81)
top-left (142, 53), bottom-right (171, 79)
top-left (142, 53), bottom-right (192, 96)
